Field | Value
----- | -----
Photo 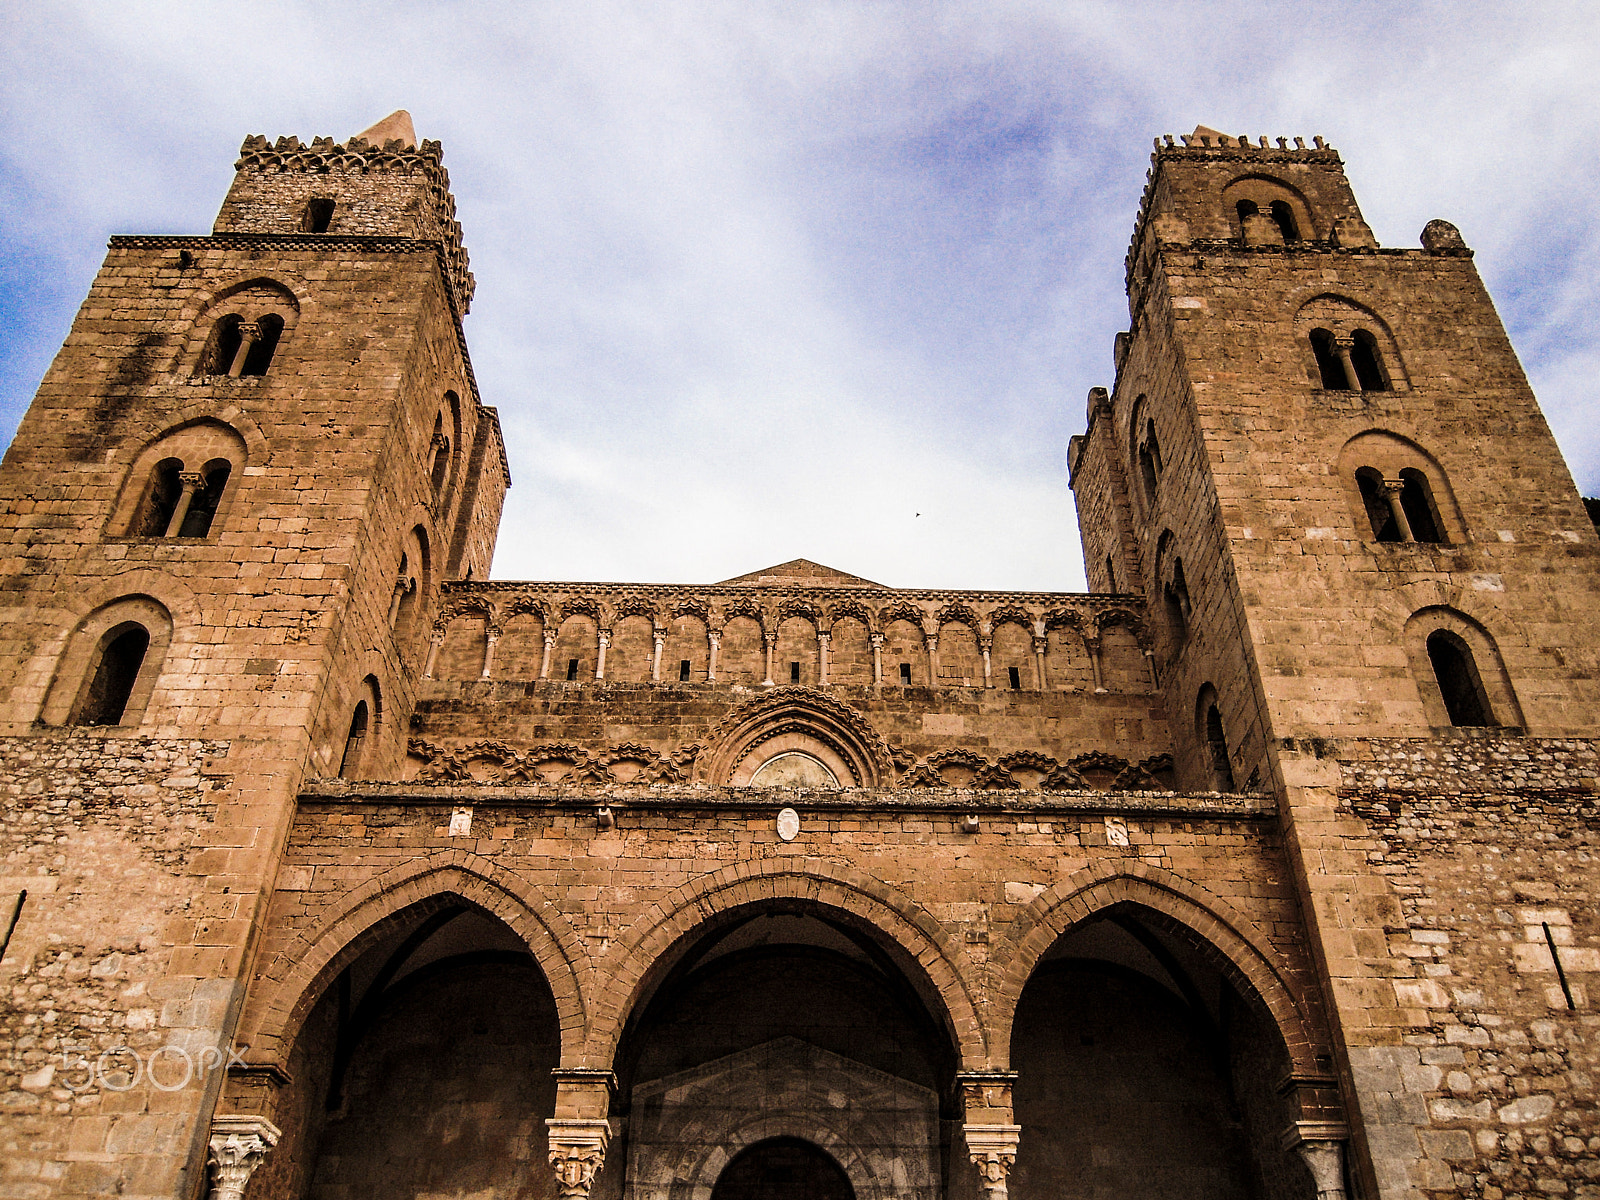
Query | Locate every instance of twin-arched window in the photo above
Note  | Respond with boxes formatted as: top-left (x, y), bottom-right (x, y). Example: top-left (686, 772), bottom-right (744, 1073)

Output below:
top-left (1309, 327), bottom-right (1389, 392)
top-left (116, 421), bottom-right (247, 541)
top-left (1340, 433), bottom-right (1456, 546)
top-left (193, 281), bottom-right (299, 378)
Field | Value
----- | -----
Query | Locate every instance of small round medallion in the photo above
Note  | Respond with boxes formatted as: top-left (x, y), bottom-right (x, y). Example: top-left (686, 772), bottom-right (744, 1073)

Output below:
top-left (776, 807), bottom-right (801, 842)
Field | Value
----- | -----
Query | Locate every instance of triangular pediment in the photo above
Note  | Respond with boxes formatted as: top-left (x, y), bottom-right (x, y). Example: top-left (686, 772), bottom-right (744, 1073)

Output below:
top-left (717, 559), bottom-right (887, 589)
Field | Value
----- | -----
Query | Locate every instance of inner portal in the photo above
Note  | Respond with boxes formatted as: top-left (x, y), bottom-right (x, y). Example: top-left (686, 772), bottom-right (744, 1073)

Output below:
top-left (711, 1137), bottom-right (855, 1200)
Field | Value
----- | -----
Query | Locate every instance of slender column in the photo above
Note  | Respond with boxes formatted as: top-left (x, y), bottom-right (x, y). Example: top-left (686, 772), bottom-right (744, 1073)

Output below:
top-left (960, 1072), bottom-right (1021, 1200)
top-left (595, 630), bottom-right (610, 681)
top-left (1032, 636), bottom-right (1048, 691)
top-left (707, 630), bottom-right (721, 682)
top-left (539, 630), bottom-right (556, 680)
top-left (1143, 647), bottom-right (1159, 690)
top-left (762, 630), bottom-right (776, 686)
top-left (481, 625), bottom-right (501, 679)
top-left (651, 629), bottom-right (665, 681)
top-left (387, 575), bottom-right (412, 627)
top-left (206, 1115), bottom-right (281, 1200)
top-left (925, 632), bottom-right (941, 687)
top-left (163, 471), bottom-right (207, 537)
top-left (1333, 335), bottom-right (1362, 393)
top-left (226, 322), bottom-right (261, 378)
top-left (547, 1070), bottom-right (616, 1200)
top-left (870, 632), bottom-right (884, 684)
top-left (1084, 635), bottom-right (1106, 693)
top-left (423, 625), bottom-right (445, 679)
top-left (979, 636), bottom-right (993, 688)
top-left (817, 630), bottom-right (831, 685)
top-left (1380, 479), bottom-right (1415, 541)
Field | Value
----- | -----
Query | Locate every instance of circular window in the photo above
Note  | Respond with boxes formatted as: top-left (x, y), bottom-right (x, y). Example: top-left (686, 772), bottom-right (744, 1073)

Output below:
top-left (749, 751), bottom-right (838, 788)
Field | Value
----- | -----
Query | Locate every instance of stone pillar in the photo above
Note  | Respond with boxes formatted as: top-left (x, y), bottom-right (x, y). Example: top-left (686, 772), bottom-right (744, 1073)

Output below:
top-left (870, 632), bottom-right (884, 685)
top-left (387, 575), bottom-right (412, 627)
top-left (163, 471), bottom-right (207, 537)
top-left (651, 629), bottom-right (665, 681)
top-left (481, 625), bottom-right (500, 679)
top-left (762, 630), bottom-right (777, 686)
top-left (925, 632), bottom-right (941, 686)
top-left (979, 636), bottom-right (993, 688)
top-left (959, 1072), bottom-right (1021, 1200)
top-left (1031, 636), bottom-right (1047, 691)
top-left (1282, 1123), bottom-right (1349, 1200)
top-left (547, 1069), bottom-right (615, 1200)
top-left (1085, 635), bottom-right (1105, 693)
top-left (1142, 647), bottom-right (1158, 690)
top-left (206, 1114), bottom-right (281, 1200)
top-left (540, 629), bottom-right (556, 680)
top-left (226, 322), bottom-right (261, 378)
top-left (1380, 479), bottom-right (1415, 541)
top-left (707, 629), bottom-right (721, 682)
top-left (423, 625), bottom-right (445, 679)
top-left (595, 630), bottom-right (610, 681)
top-left (1333, 335), bottom-right (1362, 393)
top-left (817, 630), bottom-right (831, 685)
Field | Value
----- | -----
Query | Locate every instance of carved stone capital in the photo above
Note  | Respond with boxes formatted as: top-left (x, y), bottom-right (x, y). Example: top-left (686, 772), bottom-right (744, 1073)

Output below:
top-left (544, 630), bottom-right (558, 645)
top-left (546, 1118), bottom-right (611, 1200)
top-left (178, 471), bottom-right (208, 490)
top-left (963, 1123), bottom-right (1021, 1200)
top-left (869, 632), bottom-right (885, 647)
top-left (1294, 1140), bottom-right (1346, 1200)
top-left (207, 1114), bottom-right (281, 1200)
top-left (597, 631), bottom-right (611, 647)
top-left (235, 321), bottom-right (262, 345)
top-left (817, 631), bottom-right (831, 645)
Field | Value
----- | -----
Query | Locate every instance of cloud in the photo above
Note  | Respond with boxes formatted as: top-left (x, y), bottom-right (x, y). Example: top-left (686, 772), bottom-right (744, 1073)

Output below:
top-left (2, 1), bottom-right (1597, 593)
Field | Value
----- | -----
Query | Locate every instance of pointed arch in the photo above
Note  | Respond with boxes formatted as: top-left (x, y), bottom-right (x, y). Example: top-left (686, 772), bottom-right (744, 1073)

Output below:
top-left (238, 855), bottom-right (588, 1070)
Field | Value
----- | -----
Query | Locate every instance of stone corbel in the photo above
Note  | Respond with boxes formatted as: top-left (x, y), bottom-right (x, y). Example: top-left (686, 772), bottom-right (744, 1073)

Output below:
top-left (963, 1123), bottom-right (1022, 1200)
top-left (547, 1068), bottom-right (616, 1200)
top-left (206, 1114), bottom-right (281, 1200)
top-left (1280, 1122), bottom-right (1349, 1200)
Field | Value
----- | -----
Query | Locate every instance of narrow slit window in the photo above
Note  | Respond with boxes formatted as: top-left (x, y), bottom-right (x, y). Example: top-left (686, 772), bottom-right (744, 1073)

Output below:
top-left (1309, 328), bottom-right (1348, 390)
top-left (679, 659), bottom-right (691, 681)
top-left (303, 198), bottom-right (335, 233)
top-left (789, 661), bottom-right (800, 683)
top-left (898, 662), bottom-right (912, 685)
top-left (339, 701), bottom-right (369, 779)
top-left (567, 658), bottom-right (580, 681)
top-left (1105, 554), bottom-right (1116, 592)
top-left (74, 625), bottom-right (150, 727)
top-left (1350, 330), bottom-right (1389, 391)
top-left (1426, 631), bottom-right (1494, 727)
top-left (1008, 666), bottom-right (1021, 689)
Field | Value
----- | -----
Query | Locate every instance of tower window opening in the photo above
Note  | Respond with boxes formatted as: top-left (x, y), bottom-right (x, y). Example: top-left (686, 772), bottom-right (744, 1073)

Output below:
top-left (339, 700), bottom-right (369, 779)
top-left (302, 198), bottom-right (335, 233)
top-left (1235, 199), bottom-right (1259, 227)
top-left (1105, 554), bottom-right (1116, 592)
top-left (790, 661), bottom-right (800, 683)
top-left (1204, 702), bottom-right (1236, 791)
top-left (1309, 328), bottom-right (1348, 390)
top-left (1356, 468), bottom-right (1401, 542)
top-left (1269, 200), bottom-right (1300, 242)
top-left (1163, 558), bottom-right (1192, 642)
top-left (136, 459), bottom-right (184, 537)
top-left (679, 659), bottom-right (691, 681)
top-left (1426, 631), bottom-right (1495, 727)
top-left (429, 413), bottom-right (450, 501)
top-left (74, 625), bottom-right (150, 727)
top-left (567, 658), bottom-right (580, 681)
top-left (206, 315), bottom-right (244, 377)
top-left (178, 461), bottom-right (231, 538)
top-left (898, 662), bottom-right (912, 685)
top-left (239, 313), bottom-right (284, 376)
top-left (1399, 468), bottom-right (1443, 543)
top-left (1350, 330), bottom-right (1389, 391)
top-left (1008, 666), bottom-right (1021, 690)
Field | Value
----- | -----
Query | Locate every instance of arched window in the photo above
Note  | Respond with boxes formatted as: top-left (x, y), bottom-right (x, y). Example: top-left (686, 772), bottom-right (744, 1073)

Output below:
top-left (1355, 468), bottom-right (1401, 542)
top-left (429, 412), bottom-right (450, 500)
top-left (302, 198), bottom-right (335, 233)
top-left (239, 313), bottom-right (284, 376)
top-left (73, 624), bottom-right (150, 727)
top-left (1426, 631), bottom-right (1494, 727)
top-left (1398, 468), bottom-right (1442, 543)
top-left (1104, 554), bottom-right (1116, 593)
top-left (206, 315), bottom-right (244, 377)
top-left (1350, 329), bottom-right (1388, 392)
top-left (339, 701), bottom-right (370, 779)
top-left (1268, 200), bottom-right (1299, 242)
top-left (1163, 558), bottom-right (1191, 641)
top-left (1204, 704), bottom-right (1235, 791)
top-left (135, 458), bottom-right (184, 537)
top-left (1137, 419), bottom-right (1162, 507)
top-left (1309, 329), bottom-right (1348, 390)
top-left (192, 281), bottom-right (298, 378)
top-left (1235, 199), bottom-right (1259, 224)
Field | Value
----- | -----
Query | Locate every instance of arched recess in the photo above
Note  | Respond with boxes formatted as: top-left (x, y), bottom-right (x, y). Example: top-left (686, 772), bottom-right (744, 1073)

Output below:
top-left (187, 277), bottom-right (301, 376)
top-left (588, 861), bottom-right (987, 1069)
top-left (1337, 430), bottom-right (1463, 545)
top-left (39, 594), bottom-right (174, 728)
top-left (238, 856), bottom-right (588, 1070)
top-left (1222, 174), bottom-right (1317, 242)
top-left (698, 687), bottom-right (894, 787)
top-left (1295, 294), bottom-right (1407, 391)
top-left (991, 866), bottom-right (1320, 1074)
top-left (1402, 606), bottom-right (1524, 729)
top-left (108, 418), bottom-right (250, 539)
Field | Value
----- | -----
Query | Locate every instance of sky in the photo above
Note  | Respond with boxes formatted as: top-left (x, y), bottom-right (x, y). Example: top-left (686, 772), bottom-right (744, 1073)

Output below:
top-left (2, 2), bottom-right (1597, 593)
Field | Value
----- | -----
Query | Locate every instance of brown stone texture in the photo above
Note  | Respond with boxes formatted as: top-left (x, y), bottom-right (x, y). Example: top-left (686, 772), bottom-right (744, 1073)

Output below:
top-left (1, 122), bottom-right (1598, 1200)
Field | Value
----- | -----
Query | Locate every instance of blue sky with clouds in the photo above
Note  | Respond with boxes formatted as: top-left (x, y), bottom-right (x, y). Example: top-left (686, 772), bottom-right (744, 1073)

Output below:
top-left (3, 2), bottom-right (1596, 591)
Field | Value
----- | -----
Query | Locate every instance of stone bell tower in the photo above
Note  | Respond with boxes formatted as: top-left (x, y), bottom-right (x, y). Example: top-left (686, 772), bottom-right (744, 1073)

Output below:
top-left (1072, 127), bottom-right (1600, 1199)
top-left (0, 113), bottom-right (506, 1198)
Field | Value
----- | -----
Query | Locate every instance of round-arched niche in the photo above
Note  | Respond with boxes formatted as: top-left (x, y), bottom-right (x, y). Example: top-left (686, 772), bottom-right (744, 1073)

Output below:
top-left (749, 750), bottom-right (839, 788)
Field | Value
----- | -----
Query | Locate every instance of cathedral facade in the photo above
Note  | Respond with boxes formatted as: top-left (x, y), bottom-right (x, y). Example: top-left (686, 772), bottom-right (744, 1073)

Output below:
top-left (1, 113), bottom-right (1597, 1200)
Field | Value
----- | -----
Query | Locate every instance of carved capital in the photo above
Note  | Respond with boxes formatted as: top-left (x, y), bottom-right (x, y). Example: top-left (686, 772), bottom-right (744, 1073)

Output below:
top-left (546, 1118), bottom-right (611, 1200)
top-left (178, 471), bottom-right (208, 491)
top-left (544, 630), bottom-right (558, 646)
top-left (869, 632), bottom-right (885, 648)
top-left (817, 631), bottom-right (831, 645)
top-left (235, 321), bottom-right (262, 346)
top-left (1032, 636), bottom-right (1048, 654)
top-left (597, 631), bottom-right (611, 648)
top-left (207, 1115), bottom-right (281, 1200)
top-left (1293, 1141), bottom-right (1347, 1200)
top-left (963, 1124), bottom-right (1021, 1200)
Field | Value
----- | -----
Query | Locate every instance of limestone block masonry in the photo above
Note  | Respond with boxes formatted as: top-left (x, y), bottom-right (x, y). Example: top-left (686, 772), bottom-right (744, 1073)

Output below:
top-left (0, 115), bottom-right (1596, 1200)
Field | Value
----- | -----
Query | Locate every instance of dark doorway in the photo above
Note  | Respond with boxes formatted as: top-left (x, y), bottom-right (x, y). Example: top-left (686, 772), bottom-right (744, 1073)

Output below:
top-left (712, 1137), bottom-right (854, 1200)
